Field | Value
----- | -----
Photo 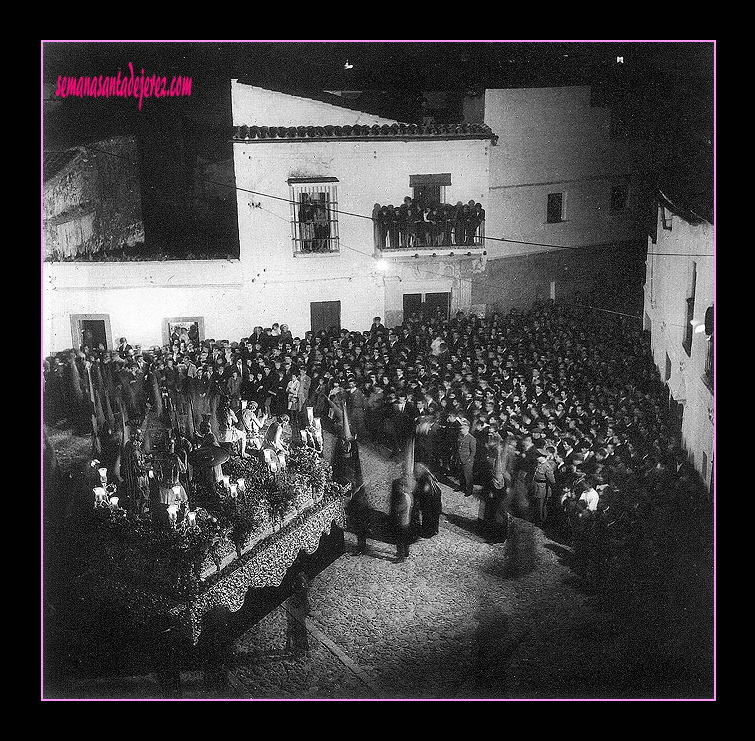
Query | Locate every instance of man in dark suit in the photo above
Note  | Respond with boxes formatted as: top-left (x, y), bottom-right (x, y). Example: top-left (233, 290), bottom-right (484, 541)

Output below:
top-left (456, 418), bottom-right (477, 497)
top-left (370, 316), bottom-right (386, 337)
top-left (387, 390), bottom-right (417, 458)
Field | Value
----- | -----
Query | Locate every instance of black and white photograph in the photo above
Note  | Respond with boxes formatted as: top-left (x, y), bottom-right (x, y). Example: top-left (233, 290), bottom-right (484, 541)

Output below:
top-left (42, 40), bottom-right (715, 700)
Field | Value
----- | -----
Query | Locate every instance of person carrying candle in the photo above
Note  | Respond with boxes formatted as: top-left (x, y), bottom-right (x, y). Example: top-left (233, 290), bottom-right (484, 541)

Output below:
top-left (122, 427), bottom-right (150, 514)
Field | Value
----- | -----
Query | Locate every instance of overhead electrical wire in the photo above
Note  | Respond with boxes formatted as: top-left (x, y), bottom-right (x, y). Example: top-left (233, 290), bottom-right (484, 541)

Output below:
top-left (44, 146), bottom-right (706, 330)
top-left (45, 144), bottom-right (715, 260)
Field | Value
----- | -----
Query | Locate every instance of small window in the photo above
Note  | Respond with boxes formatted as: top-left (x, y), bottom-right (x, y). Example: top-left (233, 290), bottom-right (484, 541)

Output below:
top-left (610, 184), bottom-right (629, 212)
top-left (163, 317), bottom-right (204, 349)
top-left (665, 352), bottom-right (672, 382)
top-left (546, 192), bottom-right (564, 223)
top-left (661, 206), bottom-right (673, 231)
top-left (289, 179), bottom-right (339, 254)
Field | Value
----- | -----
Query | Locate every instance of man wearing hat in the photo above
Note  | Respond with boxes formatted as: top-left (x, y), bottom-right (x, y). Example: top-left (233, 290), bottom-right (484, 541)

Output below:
top-left (531, 448), bottom-right (556, 525)
top-left (387, 390), bottom-right (417, 459)
top-left (456, 417), bottom-right (477, 497)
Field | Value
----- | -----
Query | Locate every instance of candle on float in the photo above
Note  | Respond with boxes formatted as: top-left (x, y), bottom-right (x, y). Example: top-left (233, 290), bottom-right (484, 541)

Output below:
top-left (98, 467), bottom-right (108, 484)
top-left (229, 483), bottom-right (238, 498)
top-left (167, 504), bottom-right (178, 527)
top-left (186, 511), bottom-right (197, 528)
top-left (221, 475), bottom-right (230, 489)
top-left (237, 478), bottom-right (245, 492)
top-left (109, 496), bottom-right (119, 510)
top-left (172, 485), bottom-right (182, 511)
top-left (93, 487), bottom-right (107, 507)
top-left (148, 469), bottom-right (154, 478)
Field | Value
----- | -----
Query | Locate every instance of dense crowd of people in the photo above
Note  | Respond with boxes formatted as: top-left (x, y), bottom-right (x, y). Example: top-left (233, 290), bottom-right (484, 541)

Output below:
top-left (44, 299), bottom-right (711, 559)
top-left (373, 197), bottom-right (485, 249)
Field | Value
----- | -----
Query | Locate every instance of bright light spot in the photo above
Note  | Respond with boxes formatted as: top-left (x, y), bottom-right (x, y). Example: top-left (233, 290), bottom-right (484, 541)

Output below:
top-left (616, 56), bottom-right (624, 64)
top-left (376, 259), bottom-right (389, 271)
top-left (694, 324), bottom-right (707, 334)
top-left (344, 60), bottom-right (354, 70)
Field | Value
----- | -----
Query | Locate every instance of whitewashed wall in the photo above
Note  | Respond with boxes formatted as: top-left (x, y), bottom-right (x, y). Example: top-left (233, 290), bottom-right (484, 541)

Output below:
top-left (43, 85), bottom-right (491, 355)
top-left (484, 87), bottom-right (646, 258)
top-left (233, 82), bottom-right (491, 334)
top-left (644, 205), bottom-right (715, 487)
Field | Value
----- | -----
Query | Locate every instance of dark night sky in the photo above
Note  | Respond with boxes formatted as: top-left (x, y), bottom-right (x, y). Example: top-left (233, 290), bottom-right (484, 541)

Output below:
top-left (42, 41), bottom-right (715, 218)
top-left (42, 41), bottom-right (714, 131)
top-left (42, 40), bottom-right (713, 89)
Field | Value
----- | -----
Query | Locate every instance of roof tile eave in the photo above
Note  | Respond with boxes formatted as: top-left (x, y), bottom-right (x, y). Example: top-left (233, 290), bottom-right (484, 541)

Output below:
top-left (231, 123), bottom-right (497, 143)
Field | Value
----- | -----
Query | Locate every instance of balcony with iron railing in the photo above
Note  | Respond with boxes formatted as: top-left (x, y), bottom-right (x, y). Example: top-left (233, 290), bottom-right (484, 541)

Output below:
top-left (373, 203), bottom-right (486, 258)
top-left (703, 335), bottom-right (714, 393)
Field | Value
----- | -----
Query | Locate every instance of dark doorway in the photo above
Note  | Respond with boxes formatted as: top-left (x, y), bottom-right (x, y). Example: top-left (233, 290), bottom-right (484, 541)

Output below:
top-left (402, 293), bottom-right (423, 320)
top-left (413, 183), bottom-right (442, 207)
top-left (310, 301), bottom-right (341, 335)
top-left (80, 319), bottom-right (107, 351)
top-left (424, 292), bottom-right (451, 320)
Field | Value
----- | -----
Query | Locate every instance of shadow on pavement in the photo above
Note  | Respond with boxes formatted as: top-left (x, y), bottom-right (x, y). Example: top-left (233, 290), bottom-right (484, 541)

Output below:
top-left (542, 541), bottom-right (574, 563)
top-left (432, 469), bottom-right (460, 490)
top-left (442, 512), bottom-right (486, 541)
top-left (476, 519), bottom-right (538, 581)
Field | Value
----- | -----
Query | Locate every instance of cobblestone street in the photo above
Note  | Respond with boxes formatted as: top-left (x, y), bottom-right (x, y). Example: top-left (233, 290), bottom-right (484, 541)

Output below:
top-left (225, 434), bottom-right (712, 699)
top-left (53, 431), bottom-right (713, 700)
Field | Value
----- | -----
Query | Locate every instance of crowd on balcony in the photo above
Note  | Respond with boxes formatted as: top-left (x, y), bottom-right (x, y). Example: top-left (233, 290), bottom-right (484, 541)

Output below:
top-left (374, 197), bottom-right (485, 250)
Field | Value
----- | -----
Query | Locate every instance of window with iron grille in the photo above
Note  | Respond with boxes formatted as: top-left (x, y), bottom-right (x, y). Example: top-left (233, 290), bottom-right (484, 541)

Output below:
top-left (682, 262), bottom-right (697, 357)
top-left (288, 178), bottom-right (339, 254)
top-left (704, 305), bottom-right (714, 390)
top-left (704, 334), bottom-right (714, 392)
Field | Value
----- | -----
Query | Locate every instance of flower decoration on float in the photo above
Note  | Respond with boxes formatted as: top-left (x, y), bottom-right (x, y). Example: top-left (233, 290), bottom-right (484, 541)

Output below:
top-left (93, 486), bottom-right (108, 508)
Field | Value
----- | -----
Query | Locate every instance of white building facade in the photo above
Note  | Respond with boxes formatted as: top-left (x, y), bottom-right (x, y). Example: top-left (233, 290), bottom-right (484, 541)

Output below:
top-left (231, 84), bottom-right (493, 334)
top-left (44, 84), bottom-right (494, 355)
top-left (471, 86), bottom-right (649, 313)
top-left (643, 196), bottom-right (714, 490)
